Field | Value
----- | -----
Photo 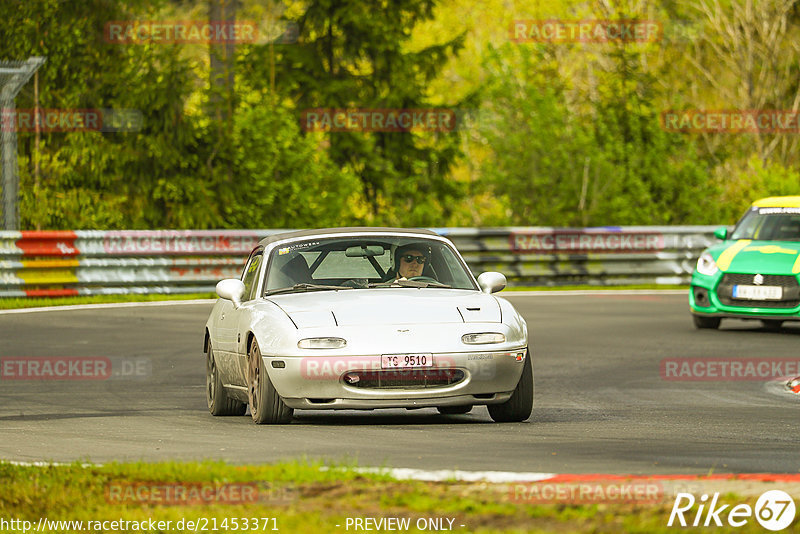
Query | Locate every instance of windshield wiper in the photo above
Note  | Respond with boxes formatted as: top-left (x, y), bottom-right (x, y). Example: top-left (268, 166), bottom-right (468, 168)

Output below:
top-left (368, 280), bottom-right (451, 289)
top-left (266, 283), bottom-right (354, 296)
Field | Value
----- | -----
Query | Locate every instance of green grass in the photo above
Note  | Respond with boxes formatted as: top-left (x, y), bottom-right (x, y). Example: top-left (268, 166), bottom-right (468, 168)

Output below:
top-left (0, 461), bottom-right (780, 533)
top-left (0, 293), bottom-right (216, 310)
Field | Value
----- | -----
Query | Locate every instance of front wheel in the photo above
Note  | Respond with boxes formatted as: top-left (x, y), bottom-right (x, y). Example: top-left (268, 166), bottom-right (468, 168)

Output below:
top-left (693, 315), bottom-right (721, 329)
top-left (206, 341), bottom-right (246, 416)
top-left (488, 352), bottom-right (533, 423)
top-left (248, 338), bottom-right (293, 424)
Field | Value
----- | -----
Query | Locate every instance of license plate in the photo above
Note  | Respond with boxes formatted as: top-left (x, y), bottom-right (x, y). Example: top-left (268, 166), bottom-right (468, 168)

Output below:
top-left (732, 285), bottom-right (782, 300)
top-left (381, 353), bottom-right (433, 369)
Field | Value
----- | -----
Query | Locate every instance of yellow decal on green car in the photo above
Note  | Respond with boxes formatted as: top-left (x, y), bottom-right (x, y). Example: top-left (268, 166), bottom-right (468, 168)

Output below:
top-left (716, 240), bottom-right (751, 271)
top-left (744, 245), bottom-right (798, 255)
top-left (793, 254), bottom-right (800, 274)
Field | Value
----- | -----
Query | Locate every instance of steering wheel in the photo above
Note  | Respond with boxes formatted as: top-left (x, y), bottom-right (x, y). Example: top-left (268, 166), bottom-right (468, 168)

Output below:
top-left (407, 276), bottom-right (439, 283)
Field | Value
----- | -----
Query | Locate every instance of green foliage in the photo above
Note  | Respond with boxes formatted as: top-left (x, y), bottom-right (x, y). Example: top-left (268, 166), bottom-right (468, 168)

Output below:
top-left (225, 93), bottom-right (361, 228)
top-left (1, 0), bottom-right (798, 230)
top-left (477, 41), bottom-right (715, 227)
top-left (240, 0), bottom-right (466, 226)
top-left (713, 157), bottom-right (800, 223)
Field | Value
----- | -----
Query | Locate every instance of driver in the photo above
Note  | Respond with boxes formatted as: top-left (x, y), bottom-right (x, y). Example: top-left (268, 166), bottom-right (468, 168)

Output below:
top-left (394, 243), bottom-right (430, 280)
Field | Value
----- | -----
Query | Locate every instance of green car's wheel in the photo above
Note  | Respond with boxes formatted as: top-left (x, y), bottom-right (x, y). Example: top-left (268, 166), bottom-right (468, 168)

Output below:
top-left (693, 315), bottom-right (721, 329)
top-left (248, 338), bottom-right (293, 424)
top-left (488, 351), bottom-right (533, 423)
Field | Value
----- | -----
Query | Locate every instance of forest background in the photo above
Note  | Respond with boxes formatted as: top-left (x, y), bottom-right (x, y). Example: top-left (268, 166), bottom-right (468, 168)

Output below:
top-left (2, 0), bottom-right (798, 230)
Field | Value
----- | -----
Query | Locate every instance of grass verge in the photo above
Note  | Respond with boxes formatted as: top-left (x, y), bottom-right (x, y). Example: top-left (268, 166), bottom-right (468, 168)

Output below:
top-left (0, 461), bottom-right (778, 533)
top-left (0, 293), bottom-right (216, 310)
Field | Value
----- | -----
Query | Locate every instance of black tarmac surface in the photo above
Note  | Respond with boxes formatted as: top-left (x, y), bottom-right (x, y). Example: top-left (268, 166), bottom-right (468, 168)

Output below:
top-left (1, 293), bottom-right (798, 473)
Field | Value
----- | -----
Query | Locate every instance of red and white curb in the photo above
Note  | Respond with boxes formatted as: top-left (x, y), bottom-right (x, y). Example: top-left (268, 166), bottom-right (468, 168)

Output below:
top-left (788, 377), bottom-right (800, 394)
top-left (349, 468), bottom-right (800, 484)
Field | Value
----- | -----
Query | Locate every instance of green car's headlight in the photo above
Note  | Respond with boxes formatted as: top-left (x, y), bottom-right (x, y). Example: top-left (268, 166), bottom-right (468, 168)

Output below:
top-left (696, 252), bottom-right (719, 276)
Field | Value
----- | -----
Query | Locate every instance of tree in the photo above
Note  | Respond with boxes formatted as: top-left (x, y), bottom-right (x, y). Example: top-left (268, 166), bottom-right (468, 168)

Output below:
top-left (240, 0), bottom-right (467, 226)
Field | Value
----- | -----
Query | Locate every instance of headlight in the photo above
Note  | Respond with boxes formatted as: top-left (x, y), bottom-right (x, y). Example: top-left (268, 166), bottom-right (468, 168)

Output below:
top-left (297, 337), bottom-right (347, 349)
top-left (462, 333), bottom-right (506, 345)
top-left (696, 252), bottom-right (719, 276)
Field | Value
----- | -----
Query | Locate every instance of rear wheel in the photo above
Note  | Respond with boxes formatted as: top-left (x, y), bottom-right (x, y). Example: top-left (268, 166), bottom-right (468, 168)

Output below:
top-left (206, 341), bottom-right (246, 416)
top-left (248, 338), bottom-right (293, 424)
top-left (693, 315), bottom-right (721, 329)
top-left (437, 405), bottom-right (473, 415)
top-left (761, 319), bottom-right (784, 331)
top-left (488, 352), bottom-right (533, 423)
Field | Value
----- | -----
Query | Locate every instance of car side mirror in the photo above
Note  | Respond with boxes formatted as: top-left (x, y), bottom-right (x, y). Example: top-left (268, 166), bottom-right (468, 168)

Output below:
top-left (216, 279), bottom-right (246, 308)
top-left (713, 227), bottom-right (728, 240)
top-left (477, 272), bottom-right (507, 294)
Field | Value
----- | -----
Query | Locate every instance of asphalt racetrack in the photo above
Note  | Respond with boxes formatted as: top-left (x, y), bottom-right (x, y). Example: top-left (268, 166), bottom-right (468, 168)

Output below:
top-left (1, 292), bottom-right (798, 474)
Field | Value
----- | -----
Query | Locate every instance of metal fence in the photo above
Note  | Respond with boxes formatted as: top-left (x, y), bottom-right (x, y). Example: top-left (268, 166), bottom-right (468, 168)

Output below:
top-left (1, 57), bottom-right (45, 230)
top-left (0, 227), bottom-right (719, 297)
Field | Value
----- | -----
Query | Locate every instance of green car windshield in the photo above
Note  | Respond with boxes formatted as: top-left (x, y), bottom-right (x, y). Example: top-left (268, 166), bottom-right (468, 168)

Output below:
top-left (731, 207), bottom-right (800, 241)
top-left (264, 237), bottom-right (477, 292)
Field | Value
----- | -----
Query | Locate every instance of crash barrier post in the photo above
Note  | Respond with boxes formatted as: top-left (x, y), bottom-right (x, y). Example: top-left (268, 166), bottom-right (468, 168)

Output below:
top-left (0, 227), bottom-right (718, 297)
top-left (0, 57), bottom-right (46, 230)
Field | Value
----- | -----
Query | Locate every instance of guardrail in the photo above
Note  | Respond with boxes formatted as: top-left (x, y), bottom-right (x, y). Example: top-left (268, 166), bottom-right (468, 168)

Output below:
top-left (0, 227), bottom-right (719, 297)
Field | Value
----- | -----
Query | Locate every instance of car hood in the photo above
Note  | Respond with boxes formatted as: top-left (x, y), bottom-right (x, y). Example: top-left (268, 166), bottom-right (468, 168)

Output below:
top-left (266, 288), bottom-right (501, 328)
top-left (707, 239), bottom-right (800, 274)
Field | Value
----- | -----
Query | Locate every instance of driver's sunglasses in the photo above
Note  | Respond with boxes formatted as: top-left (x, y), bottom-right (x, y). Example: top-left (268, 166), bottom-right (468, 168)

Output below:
top-left (401, 254), bottom-right (427, 264)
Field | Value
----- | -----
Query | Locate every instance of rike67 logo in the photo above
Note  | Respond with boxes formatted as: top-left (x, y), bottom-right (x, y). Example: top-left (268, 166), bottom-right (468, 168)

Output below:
top-left (668, 491), bottom-right (796, 531)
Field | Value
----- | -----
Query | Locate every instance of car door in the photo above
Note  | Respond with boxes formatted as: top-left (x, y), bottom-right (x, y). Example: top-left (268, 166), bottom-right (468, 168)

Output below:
top-left (215, 249), bottom-right (263, 387)
top-left (231, 249), bottom-right (265, 387)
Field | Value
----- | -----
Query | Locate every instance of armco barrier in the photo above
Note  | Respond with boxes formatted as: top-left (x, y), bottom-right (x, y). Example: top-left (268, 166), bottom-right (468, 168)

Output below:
top-left (0, 227), bottom-right (720, 297)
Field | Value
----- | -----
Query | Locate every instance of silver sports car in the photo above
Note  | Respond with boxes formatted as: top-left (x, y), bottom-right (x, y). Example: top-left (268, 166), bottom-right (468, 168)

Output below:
top-left (204, 227), bottom-right (531, 424)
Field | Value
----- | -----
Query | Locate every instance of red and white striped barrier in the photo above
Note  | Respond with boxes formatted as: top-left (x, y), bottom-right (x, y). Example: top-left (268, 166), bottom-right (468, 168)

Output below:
top-left (0, 227), bottom-right (720, 297)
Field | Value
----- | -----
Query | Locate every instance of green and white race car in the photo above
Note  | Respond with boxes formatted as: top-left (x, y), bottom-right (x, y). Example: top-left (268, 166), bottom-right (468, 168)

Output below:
top-left (690, 196), bottom-right (800, 330)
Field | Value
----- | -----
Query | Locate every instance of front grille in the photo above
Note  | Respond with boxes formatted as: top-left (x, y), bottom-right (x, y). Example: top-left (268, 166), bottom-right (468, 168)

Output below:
top-left (343, 369), bottom-right (465, 389)
top-left (717, 273), bottom-right (800, 309)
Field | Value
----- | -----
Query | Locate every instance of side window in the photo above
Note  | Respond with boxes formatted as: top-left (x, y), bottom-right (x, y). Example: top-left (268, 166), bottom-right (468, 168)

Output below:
top-left (241, 252), bottom-right (263, 301)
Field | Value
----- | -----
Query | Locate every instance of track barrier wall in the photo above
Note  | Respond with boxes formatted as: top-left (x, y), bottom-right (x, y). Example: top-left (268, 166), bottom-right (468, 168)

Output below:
top-left (0, 227), bottom-right (719, 297)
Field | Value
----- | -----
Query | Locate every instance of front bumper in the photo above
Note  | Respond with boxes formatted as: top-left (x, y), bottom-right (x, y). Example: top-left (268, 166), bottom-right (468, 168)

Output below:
top-left (261, 348), bottom-right (528, 410)
top-left (690, 271), bottom-right (800, 321)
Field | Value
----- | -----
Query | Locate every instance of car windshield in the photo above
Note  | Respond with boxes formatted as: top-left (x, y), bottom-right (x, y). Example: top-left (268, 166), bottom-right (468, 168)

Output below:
top-left (263, 236), bottom-right (476, 293)
top-left (731, 207), bottom-right (800, 241)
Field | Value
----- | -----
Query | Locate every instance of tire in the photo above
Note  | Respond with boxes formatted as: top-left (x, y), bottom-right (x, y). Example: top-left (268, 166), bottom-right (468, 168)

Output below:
top-left (693, 314), bottom-right (721, 329)
top-left (437, 405), bottom-right (473, 415)
top-left (488, 352), bottom-right (533, 423)
top-left (248, 338), bottom-right (293, 424)
top-left (206, 341), bottom-right (247, 416)
top-left (761, 319), bottom-right (784, 332)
